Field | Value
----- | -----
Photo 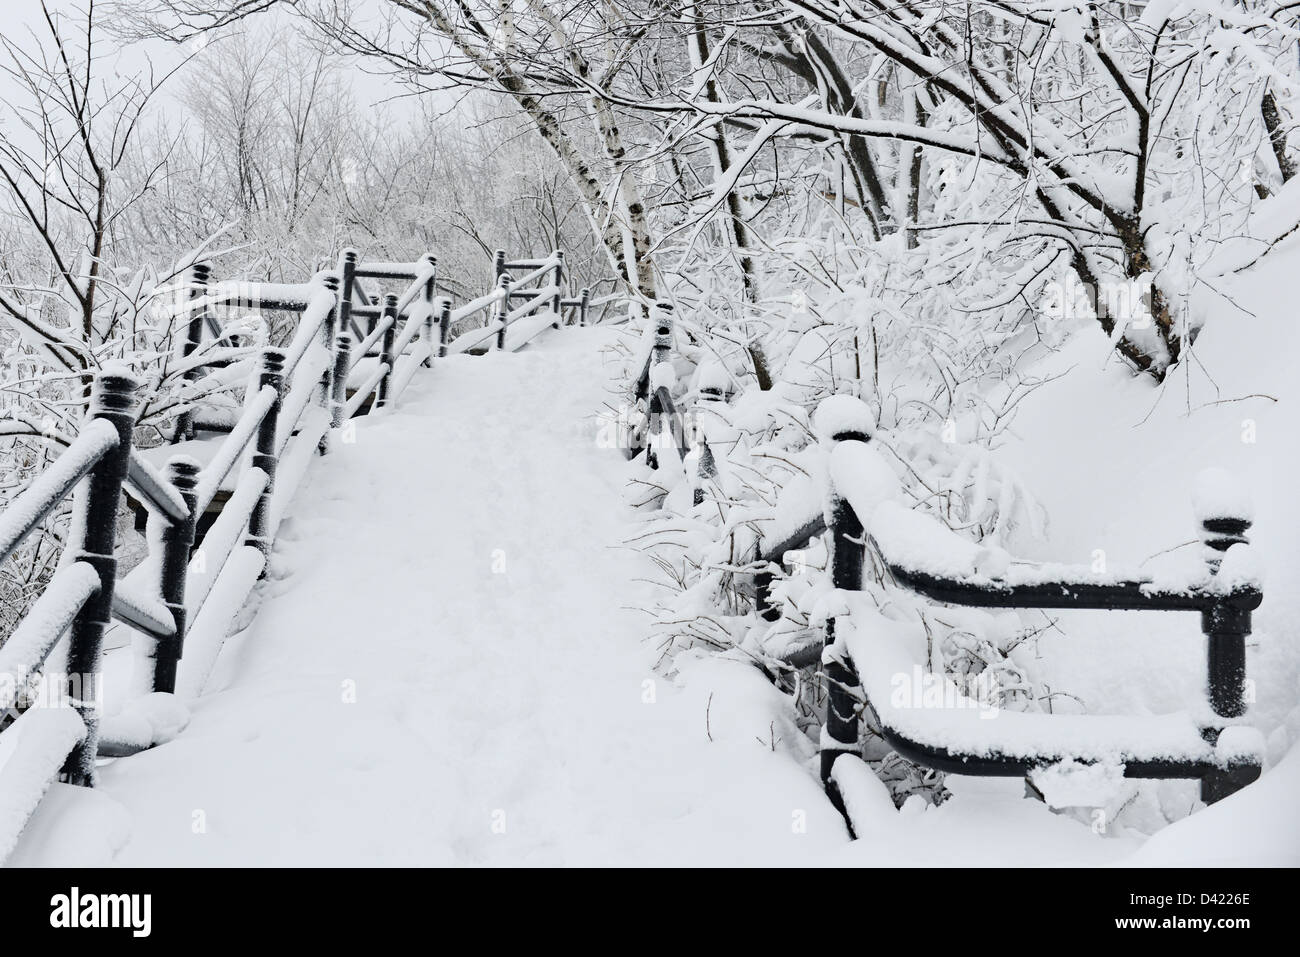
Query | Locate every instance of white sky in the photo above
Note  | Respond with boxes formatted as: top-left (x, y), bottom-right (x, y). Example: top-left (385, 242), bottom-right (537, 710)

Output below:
top-left (0, 0), bottom-right (419, 129)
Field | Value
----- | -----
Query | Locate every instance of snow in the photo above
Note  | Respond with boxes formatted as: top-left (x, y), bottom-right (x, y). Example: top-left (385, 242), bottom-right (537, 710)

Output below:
top-left (4, 314), bottom-right (1288, 866)
top-left (190, 385), bottom-right (278, 513)
top-left (1213, 543), bottom-right (1261, 593)
top-left (0, 562), bottom-right (100, 709)
top-left (828, 753), bottom-right (897, 834)
top-left (449, 287), bottom-right (506, 324)
top-left (506, 285), bottom-right (559, 320)
top-left (649, 360), bottom-right (677, 392)
top-left (98, 694), bottom-right (191, 757)
top-left (125, 451), bottom-right (190, 522)
top-left (870, 500), bottom-right (982, 578)
top-left (814, 393), bottom-right (876, 442)
top-left (174, 546), bottom-right (266, 700)
top-left (5, 782), bottom-right (130, 867)
top-left (500, 312), bottom-right (558, 352)
top-left (868, 500), bottom-right (1188, 589)
top-left (762, 460), bottom-right (827, 555)
top-left (111, 578), bottom-right (176, 638)
top-left (827, 440), bottom-right (900, 527)
top-left (1028, 760), bottom-right (1127, 809)
top-left (18, 329), bottom-right (855, 865)
top-left (343, 362), bottom-right (390, 418)
top-left (836, 600), bottom-right (1217, 764)
top-left (388, 345), bottom-right (432, 403)
top-left (184, 468), bottom-right (267, 616)
top-left (0, 418), bottom-right (118, 561)
top-left (0, 706), bottom-right (86, 864)
top-left (1192, 466), bottom-right (1254, 524)
top-left (1126, 742), bottom-right (1300, 866)
top-left (695, 359), bottom-right (731, 395)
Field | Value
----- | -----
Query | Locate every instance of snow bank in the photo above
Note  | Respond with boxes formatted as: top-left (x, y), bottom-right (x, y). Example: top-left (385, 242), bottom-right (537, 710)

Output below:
top-left (0, 706), bottom-right (86, 864)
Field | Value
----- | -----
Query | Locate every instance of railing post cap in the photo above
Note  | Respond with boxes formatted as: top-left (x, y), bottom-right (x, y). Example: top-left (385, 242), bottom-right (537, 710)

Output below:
top-left (190, 262), bottom-right (211, 280)
top-left (259, 347), bottom-right (287, 370)
top-left (814, 394), bottom-right (876, 444)
top-left (92, 365), bottom-right (140, 411)
top-left (697, 360), bottom-right (730, 395)
top-left (341, 248), bottom-right (359, 262)
top-left (318, 271), bottom-right (341, 292)
top-left (1192, 467), bottom-right (1254, 526)
top-left (384, 293), bottom-right (399, 307)
top-left (165, 454), bottom-right (203, 486)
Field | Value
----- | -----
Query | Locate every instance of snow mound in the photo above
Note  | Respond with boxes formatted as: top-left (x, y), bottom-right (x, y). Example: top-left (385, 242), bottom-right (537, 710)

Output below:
top-left (814, 394), bottom-right (875, 442)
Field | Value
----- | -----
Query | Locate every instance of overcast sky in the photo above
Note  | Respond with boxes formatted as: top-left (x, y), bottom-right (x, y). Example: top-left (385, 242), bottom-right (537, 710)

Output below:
top-left (0, 0), bottom-right (418, 132)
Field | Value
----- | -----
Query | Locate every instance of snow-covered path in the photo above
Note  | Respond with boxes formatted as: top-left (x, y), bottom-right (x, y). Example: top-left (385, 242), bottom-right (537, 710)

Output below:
top-left (20, 328), bottom-right (849, 865)
top-left (18, 325), bottom-right (1282, 867)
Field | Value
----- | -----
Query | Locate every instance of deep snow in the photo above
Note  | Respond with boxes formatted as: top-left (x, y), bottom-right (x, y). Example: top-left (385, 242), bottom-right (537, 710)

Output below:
top-left (14, 329), bottom-right (849, 865)
top-left (10, 299), bottom-right (1297, 865)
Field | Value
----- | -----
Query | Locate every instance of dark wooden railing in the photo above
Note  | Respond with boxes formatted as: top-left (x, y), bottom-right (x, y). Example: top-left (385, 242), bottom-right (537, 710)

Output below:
top-left (0, 245), bottom-right (579, 862)
top-left (742, 396), bottom-right (1265, 831)
top-left (632, 340), bottom-right (1266, 831)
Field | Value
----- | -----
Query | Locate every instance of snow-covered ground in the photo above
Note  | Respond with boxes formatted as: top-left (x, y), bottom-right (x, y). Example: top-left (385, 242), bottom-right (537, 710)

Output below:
top-left (11, 294), bottom-right (1297, 864)
top-left (14, 329), bottom-right (850, 866)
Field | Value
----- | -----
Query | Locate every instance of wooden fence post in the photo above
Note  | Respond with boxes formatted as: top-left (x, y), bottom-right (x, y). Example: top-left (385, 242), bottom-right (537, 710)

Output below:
top-left (376, 294), bottom-right (399, 408)
top-left (318, 273), bottom-right (341, 455)
top-left (495, 275), bottom-right (512, 350)
top-left (245, 349), bottom-right (285, 567)
top-left (437, 298), bottom-right (452, 358)
top-left (330, 335), bottom-right (352, 431)
top-left (644, 302), bottom-right (675, 470)
top-left (152, 457), bottom-right (200, 694)
top-left (1197, 486), bottom-right (1260, 802)
top-left (820, 427), bottom-right (867, 821)
top-left (61, 370), bottom-right (138, 786)
top-left (493, 249), bottom-right (507, 284)
top-left (693, 369), bottom-right (725, 507)
top-left (174, 262), bottom-right (209, 442)
top-left (578, 287), bottom-right (591, 327)
top-left (551, 249), bottom-right (564, 328)
top-left (421, 254), bottom-right (438, 368)
top-left (338, 249), bottom-right (358, 340)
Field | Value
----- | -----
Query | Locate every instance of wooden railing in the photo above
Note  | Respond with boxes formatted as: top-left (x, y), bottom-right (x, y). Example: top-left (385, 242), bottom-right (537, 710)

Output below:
top-left (758, 397), bottom-right (1264, 830)
top-left (0, 245), bottom-right (580, 862)
top-left (628, 326), bottom-right (1266, 831)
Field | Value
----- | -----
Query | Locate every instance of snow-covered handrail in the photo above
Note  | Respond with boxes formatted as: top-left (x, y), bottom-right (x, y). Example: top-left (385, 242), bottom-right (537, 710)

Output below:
top-left (0, 561), bottom-right (101, 712)
top-left (504, 255), bottom-right (559, 290)
top-left (348, 313), bottom-right (395, 373)
top-left (0, 419), bottom-right (119, 563)
top-left (779, 395), bottom-right (1267, 823)
top-left (194, 385), bottom-right (277, 515)
top-left (0, 371), bottom-right (137, 799)
top-left (449, 287), bottom-right (506, 325)
top-left (126, 449), bottom-right (190, 524)
top-left (0, 244), bottom-right (571, 861)
top-left (506, 285), bottom-right (559, 322)
top-left (344, 361), bottom-right (390, 419)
